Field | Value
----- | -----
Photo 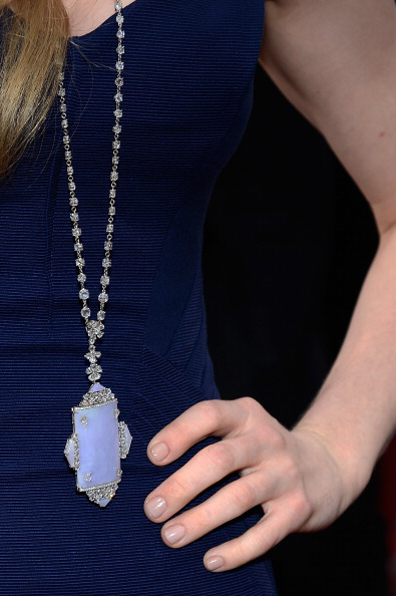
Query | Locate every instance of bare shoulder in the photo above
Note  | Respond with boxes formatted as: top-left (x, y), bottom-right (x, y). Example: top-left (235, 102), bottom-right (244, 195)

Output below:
top-left (260, 0), bottom-right (395, 70)
top-left (258, 0), bottom-right (396, 220)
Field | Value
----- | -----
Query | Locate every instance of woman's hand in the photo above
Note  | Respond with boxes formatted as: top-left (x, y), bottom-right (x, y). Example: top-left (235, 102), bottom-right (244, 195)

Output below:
top-left (143, 396), bottom-right (350, 572)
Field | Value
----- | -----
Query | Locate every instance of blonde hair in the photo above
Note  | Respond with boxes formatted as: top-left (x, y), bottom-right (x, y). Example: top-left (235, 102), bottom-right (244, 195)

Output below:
top-left (0, 0), bottom-right (70, 180)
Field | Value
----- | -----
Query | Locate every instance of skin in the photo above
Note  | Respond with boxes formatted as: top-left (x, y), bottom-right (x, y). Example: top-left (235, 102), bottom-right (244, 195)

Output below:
top-left (64, 0), bottom-right (136, 36)
top-left (65, 0), bottom-right (396, 575)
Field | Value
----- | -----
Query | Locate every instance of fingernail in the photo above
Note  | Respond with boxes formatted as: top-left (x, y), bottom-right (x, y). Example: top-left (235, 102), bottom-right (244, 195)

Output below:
top-left (205, 556), bottom-right (224, 572)
top-left (150, 442), bottom-right (169, 462)
top-left (164, 524), bottom-right (186, 545)
top-left (145, 496), bottom-right (167, 519)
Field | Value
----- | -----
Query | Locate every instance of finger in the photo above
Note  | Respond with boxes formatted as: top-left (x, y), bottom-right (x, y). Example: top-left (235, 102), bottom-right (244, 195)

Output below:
top-left (147, 398), bottom-right (252, 466)
top-left (159, 474), bottom-right (267, 548)
top-left (203, 496), bottom-right (310, 572)
top-left (144, 435), bottom-right (261, 522)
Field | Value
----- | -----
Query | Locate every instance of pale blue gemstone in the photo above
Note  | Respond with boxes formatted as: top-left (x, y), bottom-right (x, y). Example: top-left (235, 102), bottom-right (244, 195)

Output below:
top-left (65, 436), bottom-right (75, 468)
top-left (90, 382), bottom-right (105, 392)
top-left (124, 425), bottom-right (132, 454)
top-left (98, 497), bottom-right (112, 507)
top-left (74, 398), bottom-right (120, 491)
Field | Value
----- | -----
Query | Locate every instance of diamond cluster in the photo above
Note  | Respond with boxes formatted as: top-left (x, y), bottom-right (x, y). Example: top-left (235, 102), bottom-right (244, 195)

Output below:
top-left (119, 421), bottom-right (133, 459)
top-left (86, 482), bottom-right (119, 507)
top-left (58, 1), bottom-right (126, 383)
top-left (64, 433), bottom-right (80, 471)
top-left (79, 386), bottom-right (115, 407)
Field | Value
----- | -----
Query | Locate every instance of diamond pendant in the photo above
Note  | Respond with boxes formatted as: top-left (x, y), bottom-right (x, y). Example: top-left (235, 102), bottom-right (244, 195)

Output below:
top-left (64, 383), bottom-right (132, 507)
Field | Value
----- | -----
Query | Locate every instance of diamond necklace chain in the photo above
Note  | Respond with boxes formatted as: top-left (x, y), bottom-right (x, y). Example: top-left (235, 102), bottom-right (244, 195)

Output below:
top-left (58, 1), bottom-right (126, 384)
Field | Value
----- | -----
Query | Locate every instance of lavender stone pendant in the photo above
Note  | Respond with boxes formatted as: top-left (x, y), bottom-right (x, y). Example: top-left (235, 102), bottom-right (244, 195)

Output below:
top-left (64, 383), bottom-right (132, 507)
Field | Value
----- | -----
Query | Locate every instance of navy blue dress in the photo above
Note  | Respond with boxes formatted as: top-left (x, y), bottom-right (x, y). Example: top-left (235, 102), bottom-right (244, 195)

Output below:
top-left (0, 2), bottom-right (277, 594)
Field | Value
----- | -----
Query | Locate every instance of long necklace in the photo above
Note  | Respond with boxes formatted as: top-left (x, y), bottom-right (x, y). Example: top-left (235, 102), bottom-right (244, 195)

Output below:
top-left (59, 1), bottom-right (132, 507)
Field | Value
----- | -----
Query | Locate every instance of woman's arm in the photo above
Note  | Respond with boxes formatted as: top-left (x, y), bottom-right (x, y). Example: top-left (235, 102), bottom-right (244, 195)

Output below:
top-left (143, 0), bottom-right (396, 572)
top-left (261, 0), bottom-right (396, 497)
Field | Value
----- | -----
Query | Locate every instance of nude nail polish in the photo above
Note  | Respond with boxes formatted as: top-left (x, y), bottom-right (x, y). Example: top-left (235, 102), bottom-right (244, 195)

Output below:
top-left (205, 556), bottom-right (224, 571)
top-left (164, 524), bottom-right (185, 545)
top-left (150, 442), bottom-right (169, 462)
top-left (145, 496), bottom-right (166, 518)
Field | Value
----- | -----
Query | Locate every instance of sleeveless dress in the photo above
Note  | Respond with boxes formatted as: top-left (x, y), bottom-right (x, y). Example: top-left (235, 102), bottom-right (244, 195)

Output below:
top-left (0, 2), bottom-right (277, 594)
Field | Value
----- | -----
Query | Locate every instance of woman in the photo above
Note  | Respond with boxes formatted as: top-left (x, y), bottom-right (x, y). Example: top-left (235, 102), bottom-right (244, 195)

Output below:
top-left (0, 0), bottom-right (394, 593)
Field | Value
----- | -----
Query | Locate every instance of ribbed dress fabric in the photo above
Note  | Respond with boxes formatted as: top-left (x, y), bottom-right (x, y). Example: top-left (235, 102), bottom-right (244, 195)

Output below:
top-left (0, 1), bottom-right (277, 594)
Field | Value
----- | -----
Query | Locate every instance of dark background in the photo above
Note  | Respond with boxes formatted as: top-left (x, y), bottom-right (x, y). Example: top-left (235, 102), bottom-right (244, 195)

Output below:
top-left (203, 67), bottom-right (388, 595)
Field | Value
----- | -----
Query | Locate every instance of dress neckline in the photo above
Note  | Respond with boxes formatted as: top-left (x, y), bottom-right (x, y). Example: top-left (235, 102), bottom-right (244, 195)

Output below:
top-left (69, 1), bottom-right (137, 40)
